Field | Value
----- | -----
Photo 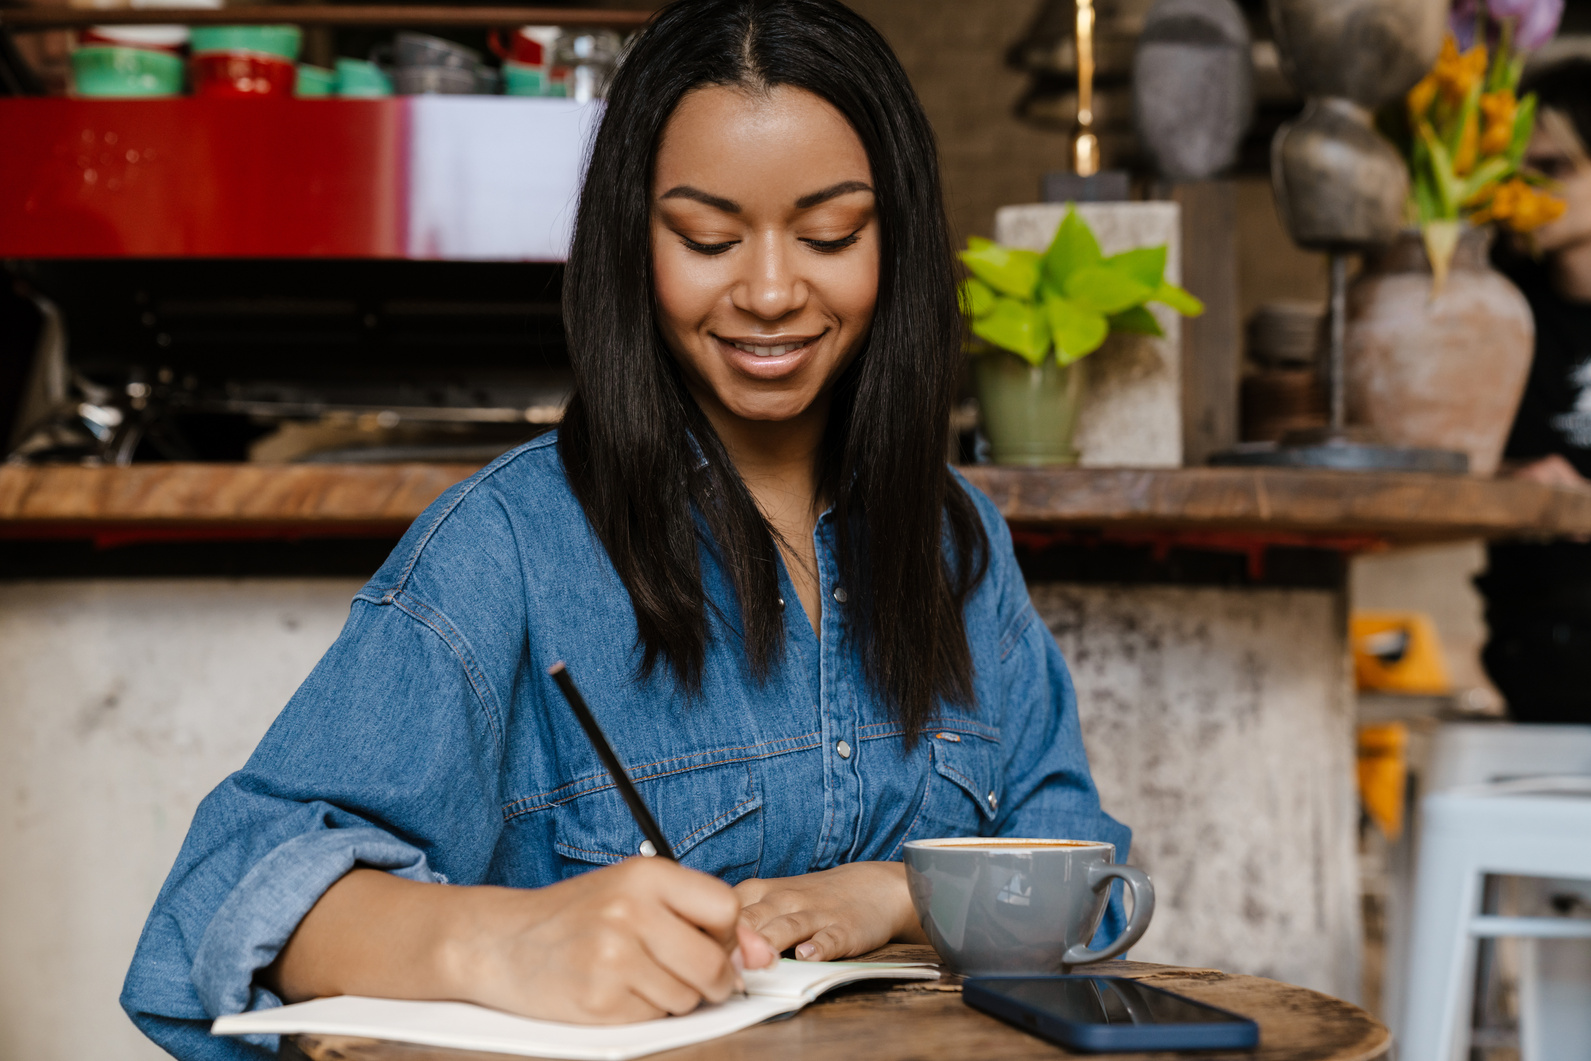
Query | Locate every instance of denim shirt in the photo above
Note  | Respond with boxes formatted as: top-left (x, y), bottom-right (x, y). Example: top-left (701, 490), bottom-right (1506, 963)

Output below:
top-left (121, 432), bottom-right (1130, 1060)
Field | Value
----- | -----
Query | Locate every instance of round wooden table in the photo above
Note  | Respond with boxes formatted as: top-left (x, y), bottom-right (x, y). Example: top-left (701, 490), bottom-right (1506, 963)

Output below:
top-left (280, 945), bottom-right (1389, 1061)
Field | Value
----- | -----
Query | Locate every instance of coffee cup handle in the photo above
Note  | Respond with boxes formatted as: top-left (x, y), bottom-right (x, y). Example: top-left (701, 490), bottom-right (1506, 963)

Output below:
top-left (1060, 863), bottom-right (1155, 967)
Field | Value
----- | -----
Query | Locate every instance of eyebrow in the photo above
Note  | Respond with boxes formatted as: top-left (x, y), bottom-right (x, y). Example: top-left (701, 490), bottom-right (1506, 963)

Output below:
top-left (658, 179), bottom-right (875, 213)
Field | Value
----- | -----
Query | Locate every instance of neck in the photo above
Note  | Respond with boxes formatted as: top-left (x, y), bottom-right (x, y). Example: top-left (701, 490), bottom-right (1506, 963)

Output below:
top-left (689, 388), bottom-right (829, 517)
top-left (1551, 239), bottom-right (1591, 303)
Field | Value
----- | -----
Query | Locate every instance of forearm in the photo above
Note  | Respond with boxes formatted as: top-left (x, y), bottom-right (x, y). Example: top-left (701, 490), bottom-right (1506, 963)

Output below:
top-left (264, 868), bottom-right (494, 1004)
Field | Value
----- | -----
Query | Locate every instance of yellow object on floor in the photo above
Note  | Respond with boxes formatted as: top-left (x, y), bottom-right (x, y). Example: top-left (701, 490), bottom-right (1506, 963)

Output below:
top-left (1357, 722), bottom-right (1409, 840)
top-left (1350, 611), bottom-right (1453, 695)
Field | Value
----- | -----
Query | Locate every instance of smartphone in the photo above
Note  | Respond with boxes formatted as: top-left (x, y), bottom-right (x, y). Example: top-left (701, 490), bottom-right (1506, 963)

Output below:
top-left (964, 975), bottom-right (1260, 1053)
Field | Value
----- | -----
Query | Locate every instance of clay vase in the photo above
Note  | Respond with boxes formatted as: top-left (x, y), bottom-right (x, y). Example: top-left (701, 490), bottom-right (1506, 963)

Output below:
top-left (1344, 227), bottom-right (1534, 476)
top-left (973, 348), bottom-right (1085, 466)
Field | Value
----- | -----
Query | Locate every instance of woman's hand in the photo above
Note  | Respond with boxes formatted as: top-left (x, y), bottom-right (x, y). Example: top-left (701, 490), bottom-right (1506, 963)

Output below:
top-left (269, 859), bottom-right (776, 1024)
top-left (734, 861), bottom-right (927, 962)
top-left (1507, 454), bottom-right (1588, 488)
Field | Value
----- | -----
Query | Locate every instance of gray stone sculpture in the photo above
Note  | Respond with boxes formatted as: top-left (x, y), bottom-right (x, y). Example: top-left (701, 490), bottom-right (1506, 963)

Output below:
top-left (1267, 0), bottom-right (1446, 250)
top-left (1133, 0), bottom-right (1254, 181)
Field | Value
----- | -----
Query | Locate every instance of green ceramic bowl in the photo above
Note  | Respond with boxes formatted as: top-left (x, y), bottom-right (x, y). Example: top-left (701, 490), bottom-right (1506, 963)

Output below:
top-left (502, 61), bottom-right (547, 96)
top-left (71, 45), bottom-right (185, 98)
top-left (295, 64), bottom-right (337, 97)
top-left (189, 25), bottom-right (302, 60)
top-left (335, 58), bottom-right (392, 97)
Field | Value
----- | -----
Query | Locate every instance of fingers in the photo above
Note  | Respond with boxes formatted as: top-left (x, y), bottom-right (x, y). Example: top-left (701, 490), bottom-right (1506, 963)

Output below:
top-left (623, 953), bottom-right (716, 1018)
top-left (745, 907), bottom-right (823, 957)
top-left (635, 859), bottom-right (743, 948)
top-left (735, 920), bottom-right (778, 969)
top-left (794, 923), bottom-right (851, 962)
top-left (636, 906), bottom-right (744, 1003)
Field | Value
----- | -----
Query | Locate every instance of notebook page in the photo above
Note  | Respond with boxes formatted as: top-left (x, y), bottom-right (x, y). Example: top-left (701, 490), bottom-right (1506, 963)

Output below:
top-left (212, 993), bottom-right (801, 1061)
top-left (740, 959), bottom-right (940, 1001)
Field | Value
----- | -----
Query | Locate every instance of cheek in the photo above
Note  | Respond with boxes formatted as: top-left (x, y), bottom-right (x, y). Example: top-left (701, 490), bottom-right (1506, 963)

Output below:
top-left (818, 249), bottom-right (881, 335)
top-left (650, 233), bottom-right (720, 339)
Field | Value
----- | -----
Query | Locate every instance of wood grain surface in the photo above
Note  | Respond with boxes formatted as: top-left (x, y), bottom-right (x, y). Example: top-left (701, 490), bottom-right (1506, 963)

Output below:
top-left (3, 462), bottom-right (1589, 546)
top-left (282, 945), bottom-right (1390, 1061)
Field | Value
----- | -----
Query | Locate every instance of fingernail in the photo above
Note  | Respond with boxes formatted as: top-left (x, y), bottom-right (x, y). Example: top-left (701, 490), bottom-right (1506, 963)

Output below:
top-left (795, 943), bottom-right (816, 960)
top-left (730, 947), bottom-right (745, 973)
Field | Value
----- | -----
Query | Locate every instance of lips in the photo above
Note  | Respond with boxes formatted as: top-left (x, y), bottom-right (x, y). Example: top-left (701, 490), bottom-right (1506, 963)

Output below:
top-left (727, 336), bottom-right (818, 357)
top-left (713, 331), bottom-right (826, 381)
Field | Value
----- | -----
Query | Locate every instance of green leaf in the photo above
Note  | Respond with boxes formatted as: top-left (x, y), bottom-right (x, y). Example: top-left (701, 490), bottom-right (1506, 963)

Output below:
top-left (1103, 246), bottom-right (1166, 289)
top-left (959, 243), bottom-right (1042, 300)
top-left (1040, 205), bottom-right (1103, 295)
top-left (1456, 155), bottom-right (1512, 206)
top-left (971, 296), bottom-right (1051, 365)
top-left (1151, 281), bottom-right (1204, 317)
top-left (959, 277), bottom-right (997, 319)
top-left (1509, 93), bottom-right (1537, 169)
top-left (1063, 264), bottom-right (1154, 315)
top-left (1417, 120), bottom-right (1460, 218)
top-left (1108, 305), bottom-right (1164, 337)
top-left (1045, 294), bottom-right (1109, 365)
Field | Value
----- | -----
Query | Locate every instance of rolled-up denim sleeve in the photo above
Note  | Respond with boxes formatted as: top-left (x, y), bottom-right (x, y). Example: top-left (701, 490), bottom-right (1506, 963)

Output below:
top-left (120, 595), bottom-right (508, 1061)
top-left (990, 551), bottom-right (1133, 944)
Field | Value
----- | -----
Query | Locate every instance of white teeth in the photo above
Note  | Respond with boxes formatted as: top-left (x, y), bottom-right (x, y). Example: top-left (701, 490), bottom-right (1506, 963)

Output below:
top-left (731, 340), bottom-right (805, 357)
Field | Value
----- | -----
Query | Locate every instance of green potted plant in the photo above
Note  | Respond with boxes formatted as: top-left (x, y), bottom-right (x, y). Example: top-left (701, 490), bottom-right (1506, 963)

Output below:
top-left (960, 205), bottom-right (1203, 466)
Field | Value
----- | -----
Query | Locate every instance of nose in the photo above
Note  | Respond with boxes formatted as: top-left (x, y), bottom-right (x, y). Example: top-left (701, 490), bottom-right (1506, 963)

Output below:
top-left (731, 231), bottom-right (807, 321)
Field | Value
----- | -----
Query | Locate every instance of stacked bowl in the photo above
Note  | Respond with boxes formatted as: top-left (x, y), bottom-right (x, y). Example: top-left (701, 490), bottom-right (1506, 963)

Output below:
top-left (71, 26), bottom-right (187, 97)
top-left (189, 25), bottom-right (301, 98)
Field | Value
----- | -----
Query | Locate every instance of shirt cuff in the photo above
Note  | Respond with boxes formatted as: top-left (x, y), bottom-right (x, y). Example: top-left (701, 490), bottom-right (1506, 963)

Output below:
top-left (192, 827), bottom-right (438, 1018)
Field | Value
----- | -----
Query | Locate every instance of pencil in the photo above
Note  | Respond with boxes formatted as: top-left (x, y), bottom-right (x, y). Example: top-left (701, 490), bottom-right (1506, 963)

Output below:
top-left (547, 661), bottom-right (678, 861)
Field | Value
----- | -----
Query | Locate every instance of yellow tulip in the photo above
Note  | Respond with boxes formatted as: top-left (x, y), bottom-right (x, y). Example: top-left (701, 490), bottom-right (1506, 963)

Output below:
top-left (1479, 90), bottom-right (1518, 157)
top-left (1407, 74), bottom-right (1439, 121)
top-left (1432, 34), bottom-right (1489, 105)
top-left (1472, 179), bottom-right (1567, 232)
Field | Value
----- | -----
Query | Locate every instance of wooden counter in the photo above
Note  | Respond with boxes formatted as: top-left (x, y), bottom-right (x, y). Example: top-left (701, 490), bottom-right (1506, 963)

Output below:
top-left (3, 462), bottom-right (1590, 546)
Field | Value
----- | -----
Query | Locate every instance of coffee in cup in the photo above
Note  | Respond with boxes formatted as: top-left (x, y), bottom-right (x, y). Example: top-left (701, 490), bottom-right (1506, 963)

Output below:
top-left (903, 837), bottom-right (1154, 975)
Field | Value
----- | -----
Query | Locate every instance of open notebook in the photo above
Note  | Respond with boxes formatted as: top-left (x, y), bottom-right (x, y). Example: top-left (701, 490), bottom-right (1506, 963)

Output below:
top-left (212, 959), bottom-right (938, 1060)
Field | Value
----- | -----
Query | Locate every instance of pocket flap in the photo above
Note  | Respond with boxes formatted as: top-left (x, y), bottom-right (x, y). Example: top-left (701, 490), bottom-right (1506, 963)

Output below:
top-left (552, 763), bottom-right (762, 869)
top-left (929, 730), bottom-right (1002, 823)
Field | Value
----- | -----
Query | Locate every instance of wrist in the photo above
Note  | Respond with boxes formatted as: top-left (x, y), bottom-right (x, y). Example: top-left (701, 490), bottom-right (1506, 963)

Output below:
top-left (880, 861), bottom-right (928, 944)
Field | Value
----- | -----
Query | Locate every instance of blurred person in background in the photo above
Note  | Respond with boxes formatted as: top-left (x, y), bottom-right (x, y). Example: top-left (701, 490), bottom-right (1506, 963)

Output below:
top-left (1480, 58), bottom-right (1591, 723)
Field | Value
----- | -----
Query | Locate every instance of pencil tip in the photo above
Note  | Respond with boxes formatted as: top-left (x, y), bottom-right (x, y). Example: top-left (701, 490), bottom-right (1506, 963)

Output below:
top-left (547, 662), bottom-right (566, 676)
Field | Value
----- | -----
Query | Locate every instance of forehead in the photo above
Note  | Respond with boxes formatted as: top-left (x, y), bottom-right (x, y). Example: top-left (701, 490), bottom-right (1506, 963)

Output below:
top-left (652, 84), bottom-right (871, 197)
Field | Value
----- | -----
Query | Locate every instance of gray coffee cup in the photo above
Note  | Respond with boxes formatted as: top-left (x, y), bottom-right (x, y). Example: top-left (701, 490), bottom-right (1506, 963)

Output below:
top-left (903, 837), bottom-right (1155, 974)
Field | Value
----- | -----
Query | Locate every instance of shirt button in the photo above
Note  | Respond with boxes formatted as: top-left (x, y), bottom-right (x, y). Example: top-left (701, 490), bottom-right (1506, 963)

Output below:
top-left (639, 840), bottom-right (657, 857)
top-left (832, 586), bottom-right (849, 603)
top-left (777, 596), bottom-right (785, 609)
top-left (987, 791), bottom-right (999, 811)
top-left (836, 740), bottom-right (852, 759)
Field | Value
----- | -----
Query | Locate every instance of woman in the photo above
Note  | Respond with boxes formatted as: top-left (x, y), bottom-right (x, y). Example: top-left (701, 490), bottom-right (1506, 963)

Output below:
top-left (121, 2), bottom-right (1130, 1056)
top-left (1481, 58), bottom-right (1591, 722)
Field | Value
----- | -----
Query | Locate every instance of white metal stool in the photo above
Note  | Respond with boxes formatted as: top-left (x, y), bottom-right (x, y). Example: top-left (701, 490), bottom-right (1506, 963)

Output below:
top-left (1397, 780), bottom-right (1591, 1061)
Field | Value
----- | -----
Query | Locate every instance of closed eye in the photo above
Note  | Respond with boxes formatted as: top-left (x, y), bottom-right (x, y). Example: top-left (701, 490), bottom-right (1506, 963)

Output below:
top-left (802, 229), bottom-right (863, 253)
top-left (680, 236), bottom-right (739, 255)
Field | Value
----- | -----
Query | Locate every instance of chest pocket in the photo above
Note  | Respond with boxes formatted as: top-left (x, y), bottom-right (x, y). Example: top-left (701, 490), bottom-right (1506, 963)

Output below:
top-left (907, 730), bottom-right (1003, 842)
top-left (551, 762), bottom-right (763, 881)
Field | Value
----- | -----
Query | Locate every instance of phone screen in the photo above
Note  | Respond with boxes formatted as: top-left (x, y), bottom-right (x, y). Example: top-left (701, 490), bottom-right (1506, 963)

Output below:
top-left (985, 977), bottom-right (1239, 1025)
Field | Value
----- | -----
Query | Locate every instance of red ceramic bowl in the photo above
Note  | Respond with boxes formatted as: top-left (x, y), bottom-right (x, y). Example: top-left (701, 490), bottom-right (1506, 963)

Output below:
top-left (191, 51), bottom-right (296, 98)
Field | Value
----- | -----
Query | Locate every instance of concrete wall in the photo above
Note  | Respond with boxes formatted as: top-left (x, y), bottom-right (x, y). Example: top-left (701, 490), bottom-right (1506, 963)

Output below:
top-left (0, 579), bottom-right (360, 1061)
top-left (1036, 583), bottom-right (1362, 1001)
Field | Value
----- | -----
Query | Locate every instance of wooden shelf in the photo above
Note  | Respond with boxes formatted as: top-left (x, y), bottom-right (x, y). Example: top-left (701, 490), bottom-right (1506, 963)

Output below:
top-left (5, 463), bottom-right (1591, 548)
top-left (0, 6), bottom-right (656, 30)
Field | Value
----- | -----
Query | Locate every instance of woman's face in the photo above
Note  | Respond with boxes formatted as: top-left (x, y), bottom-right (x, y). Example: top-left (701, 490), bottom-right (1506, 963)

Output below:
top-left (650, 84), bottom-right (880, 427)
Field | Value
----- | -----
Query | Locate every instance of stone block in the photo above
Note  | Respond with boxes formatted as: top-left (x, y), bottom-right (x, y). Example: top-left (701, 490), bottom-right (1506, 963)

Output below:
top-left (995, 202), bottom-right (1184, 467)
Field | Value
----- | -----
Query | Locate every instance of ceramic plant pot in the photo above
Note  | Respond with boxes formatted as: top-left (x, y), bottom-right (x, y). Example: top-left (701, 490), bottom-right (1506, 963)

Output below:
top-left (973, 347), bottom-right (1085, 466)
top-left (1344, 227), bottom-right (1534, 476)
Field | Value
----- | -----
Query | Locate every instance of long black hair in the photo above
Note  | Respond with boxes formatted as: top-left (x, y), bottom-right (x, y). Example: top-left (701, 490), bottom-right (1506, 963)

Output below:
top-left (557, 0), bottom-right (989, 739)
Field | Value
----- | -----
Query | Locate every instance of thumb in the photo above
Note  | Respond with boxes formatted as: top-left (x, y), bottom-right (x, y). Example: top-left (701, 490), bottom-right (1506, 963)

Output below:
top-left (793, 924), bottom-right (847, 962)
top-left (735, 921), bottom-right (778, 969)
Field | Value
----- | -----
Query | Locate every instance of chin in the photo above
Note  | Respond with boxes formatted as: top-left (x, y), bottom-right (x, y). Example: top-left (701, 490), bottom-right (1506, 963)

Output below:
top-left (720, 392), bottom-right (818, 423)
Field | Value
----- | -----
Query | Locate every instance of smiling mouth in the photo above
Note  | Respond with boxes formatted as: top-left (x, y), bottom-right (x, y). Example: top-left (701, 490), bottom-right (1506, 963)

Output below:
top-left (722, 333), bottom-right (824, 358)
